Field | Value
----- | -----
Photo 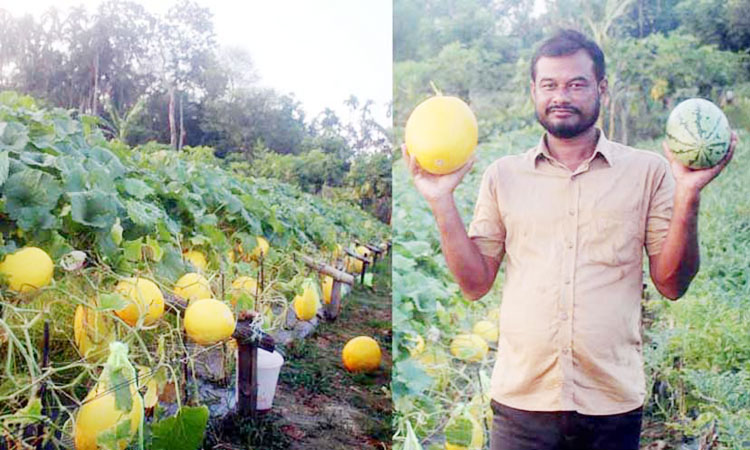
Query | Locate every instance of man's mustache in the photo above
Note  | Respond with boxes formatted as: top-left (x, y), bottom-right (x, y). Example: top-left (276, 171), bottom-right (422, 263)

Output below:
top-left (547, 106), bottom-right (580, 115)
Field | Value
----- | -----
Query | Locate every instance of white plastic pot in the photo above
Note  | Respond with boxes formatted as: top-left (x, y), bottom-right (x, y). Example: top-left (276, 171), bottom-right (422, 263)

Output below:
top-left (256, 348), bottom-right (284, 410)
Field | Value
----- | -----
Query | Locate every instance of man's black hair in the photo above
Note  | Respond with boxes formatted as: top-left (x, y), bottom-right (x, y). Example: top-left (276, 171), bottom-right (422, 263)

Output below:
top-left (530, 29), bottom-right (606, 82)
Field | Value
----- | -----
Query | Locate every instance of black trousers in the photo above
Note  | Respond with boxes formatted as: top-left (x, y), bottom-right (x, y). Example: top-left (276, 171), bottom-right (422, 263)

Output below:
top-left (490, 400), bottom-right (643, 450)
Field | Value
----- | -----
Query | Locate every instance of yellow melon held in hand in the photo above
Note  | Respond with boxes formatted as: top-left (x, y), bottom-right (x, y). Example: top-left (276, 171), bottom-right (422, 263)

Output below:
top-left (184, 298), bottom-right (236, 345)
top-left (0, 247), bottom-right (54, 292)
top-left (342, 336), bottom-right (382, 372)
top-left (405, 95), bottom-right (478, 175)
top-left (113, 277), bottom-right (165, 326)
top-left (174, 272), bottom-right (213, 304)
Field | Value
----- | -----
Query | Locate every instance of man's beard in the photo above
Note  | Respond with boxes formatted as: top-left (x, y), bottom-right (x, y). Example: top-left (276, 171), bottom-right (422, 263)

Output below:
top-left (535, 98), bottom-right (600, 139)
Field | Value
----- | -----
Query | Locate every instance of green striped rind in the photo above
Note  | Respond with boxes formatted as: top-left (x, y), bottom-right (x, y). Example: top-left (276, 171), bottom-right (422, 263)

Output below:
top-left (666, 98), bottom-right (730, 169)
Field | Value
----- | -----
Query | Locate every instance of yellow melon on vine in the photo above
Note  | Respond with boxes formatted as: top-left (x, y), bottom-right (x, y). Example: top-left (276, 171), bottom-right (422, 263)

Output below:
top-left (450, 334), bottom-right (488, 362)
top-left (74, 342), bottom-right (143, 450)
top-left (184, 250), bottom-right (208, 271)
top-left (184, 298), bottom-right (236, 345)
top-left (174, 272), bottom-right (213, 304)
top-left (250, 236), bottom-right (270, 260)
top-left (113, 277), bottom-right (165, 326)
top-left (74, 304), bottom-right (114, 361)
top-left (0, 247), bottom-right (54, 292)
top-left (472, 320), bottom-right (498, 343)
top-left (293, 280), bottom-right (320, 321)
top-left (321, 275), bottom-right (334, 304)
top-left (229, 276), bottom-right (259, 307)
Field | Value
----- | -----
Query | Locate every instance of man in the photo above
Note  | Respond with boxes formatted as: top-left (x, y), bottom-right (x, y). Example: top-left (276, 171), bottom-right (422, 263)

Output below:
top-left (402, 29), bottom-right (736, 450)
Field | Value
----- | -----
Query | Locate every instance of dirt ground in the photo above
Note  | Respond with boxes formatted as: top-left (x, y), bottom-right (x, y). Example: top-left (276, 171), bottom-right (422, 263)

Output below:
top-left (202, 254), bottom-right (392, 450)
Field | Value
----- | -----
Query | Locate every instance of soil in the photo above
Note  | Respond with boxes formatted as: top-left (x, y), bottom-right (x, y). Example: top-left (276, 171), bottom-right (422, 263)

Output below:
top-left (202, 254), bottom-right (392, 450)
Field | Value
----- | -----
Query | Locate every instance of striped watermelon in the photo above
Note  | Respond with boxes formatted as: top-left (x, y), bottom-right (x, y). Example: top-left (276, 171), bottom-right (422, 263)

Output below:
top-left (665, 98), bottom-right (731, 169)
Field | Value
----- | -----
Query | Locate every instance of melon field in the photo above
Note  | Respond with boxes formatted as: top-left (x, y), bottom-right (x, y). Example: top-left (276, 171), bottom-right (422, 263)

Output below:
top-left (0, 92), bottom-right (391, 449)
top-left (392, 123), bottom-right (750, 449)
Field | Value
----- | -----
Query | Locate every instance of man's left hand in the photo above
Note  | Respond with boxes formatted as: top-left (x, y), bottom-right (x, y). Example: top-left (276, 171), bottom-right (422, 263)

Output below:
top-left (662, 131), bottom-right (737, 193)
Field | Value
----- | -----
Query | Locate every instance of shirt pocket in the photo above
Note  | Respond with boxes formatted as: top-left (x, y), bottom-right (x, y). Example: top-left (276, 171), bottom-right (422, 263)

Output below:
top-left (582, 211), bottom-right (642, 266)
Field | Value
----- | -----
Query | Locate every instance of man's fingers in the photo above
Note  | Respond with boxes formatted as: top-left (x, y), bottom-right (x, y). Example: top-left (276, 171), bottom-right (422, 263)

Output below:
top-left (661, 141), bottom-right (675, 163)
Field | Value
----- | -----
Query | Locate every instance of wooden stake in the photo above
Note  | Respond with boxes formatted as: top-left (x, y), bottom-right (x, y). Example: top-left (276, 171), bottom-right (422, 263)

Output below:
top-left (300, 255), bottom-right (354, 285)
top-left (35, 320), bottom-right (49, 450)
top-left (324, 280), bottom-right (343, 320)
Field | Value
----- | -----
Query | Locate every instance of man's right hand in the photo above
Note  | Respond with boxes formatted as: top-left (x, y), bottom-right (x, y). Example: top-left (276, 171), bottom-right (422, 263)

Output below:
top-left (401, 144), bottom-right (476, 205)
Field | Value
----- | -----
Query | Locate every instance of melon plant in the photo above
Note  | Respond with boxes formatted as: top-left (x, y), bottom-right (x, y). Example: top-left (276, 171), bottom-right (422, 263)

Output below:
top-left (666, 98), bottom-right (731, 169)
top-left (405, 95), bottom-right (478, 175)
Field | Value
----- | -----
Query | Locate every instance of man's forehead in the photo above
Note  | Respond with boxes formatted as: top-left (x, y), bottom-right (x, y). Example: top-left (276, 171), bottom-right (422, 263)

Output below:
top-left (535, 50), bottom-right (596, 81)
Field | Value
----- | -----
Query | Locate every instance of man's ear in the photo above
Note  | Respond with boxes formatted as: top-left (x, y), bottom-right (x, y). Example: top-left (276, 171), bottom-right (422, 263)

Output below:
top-left (598, 77), bottom-right (608, 97)
top-left (530, 79), bottom-right (536, 103)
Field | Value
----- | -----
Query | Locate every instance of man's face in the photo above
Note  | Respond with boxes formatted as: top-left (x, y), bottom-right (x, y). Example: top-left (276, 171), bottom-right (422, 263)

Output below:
top-left (531, 50), bottom-right (606, 139)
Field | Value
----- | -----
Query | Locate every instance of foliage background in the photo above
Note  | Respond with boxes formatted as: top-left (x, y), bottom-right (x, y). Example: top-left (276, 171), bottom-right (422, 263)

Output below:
top-left (0, 0), bottom-right (392, 223)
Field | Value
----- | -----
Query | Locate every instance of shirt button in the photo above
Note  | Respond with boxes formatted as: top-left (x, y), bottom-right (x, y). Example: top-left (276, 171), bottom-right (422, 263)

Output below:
top-left (566, 242), bottom-right (573, 249)
top-left (564, 278), bottom-right (571, 285)
top-left (562, 347), bottom-right (570, 354)
top-left (568, 210), bottom-right (575, 216)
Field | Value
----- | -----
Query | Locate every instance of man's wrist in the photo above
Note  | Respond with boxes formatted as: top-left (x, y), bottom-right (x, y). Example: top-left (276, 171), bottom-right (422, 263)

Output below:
top-left (674, 183), bottom-right (700, 206)
top-left (427, 195), bottom-right (456, 214)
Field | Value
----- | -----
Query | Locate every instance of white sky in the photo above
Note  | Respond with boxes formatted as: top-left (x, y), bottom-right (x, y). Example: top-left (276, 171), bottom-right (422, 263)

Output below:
top-left (3, 0), bottom-right (393, 127)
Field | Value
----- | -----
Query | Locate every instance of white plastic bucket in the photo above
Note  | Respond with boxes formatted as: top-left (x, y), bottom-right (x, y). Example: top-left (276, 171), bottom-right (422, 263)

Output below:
top-left (256, 348), bottom-right (284, 410)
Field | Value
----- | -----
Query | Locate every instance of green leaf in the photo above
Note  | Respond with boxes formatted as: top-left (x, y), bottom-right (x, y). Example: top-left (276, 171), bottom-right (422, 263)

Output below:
top-left (394, 359), bottom-right (433, 397)
top-left (84, 146), bottom-right (126, 179)
top-left (123, 178), bottom-right (155, 199)
top-left (0, 121), bottom-right (29, 151)
top-left (364, 273), bottom-right (374, 287)
top-left (123, 239), bottom-right (144, 262)
top-left (69, 191), bottom-right (119, 228)
top-left (0, 151), bottom-right (9, 188)
top-left (18, 151), bottom-right (56, 168)
top-left (28, 121), bottom-right (56, 149)
top-left (110, 368), bottom-right (134, 412)
top-left (145, 236), bottom-right (164, 262)
top-left (97, 416), bottom-right (135, 450)
top-left (151, 406), bottom-right (209, 450)
top-left (4, 168), bottom-right (62, 230)
top-left (126, 200), bottom-right (162, 228)
top-left (98, 293), bottom-right (129, 311)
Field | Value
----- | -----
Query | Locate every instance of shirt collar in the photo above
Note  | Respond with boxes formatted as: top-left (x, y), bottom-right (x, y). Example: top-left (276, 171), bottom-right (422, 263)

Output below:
top-left (530, 128), bottom-right (614, 170)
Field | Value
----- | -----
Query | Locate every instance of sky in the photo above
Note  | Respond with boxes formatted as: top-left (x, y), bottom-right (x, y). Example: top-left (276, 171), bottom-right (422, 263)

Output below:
top-left (3, 0), bottom-right (393, 127)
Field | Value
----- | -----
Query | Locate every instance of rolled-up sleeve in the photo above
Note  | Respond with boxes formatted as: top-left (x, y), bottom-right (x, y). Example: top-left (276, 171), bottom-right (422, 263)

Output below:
top-left (468, 164), bottom-right (506, 261)
top-left (645, 158), bottom-right (675, 256)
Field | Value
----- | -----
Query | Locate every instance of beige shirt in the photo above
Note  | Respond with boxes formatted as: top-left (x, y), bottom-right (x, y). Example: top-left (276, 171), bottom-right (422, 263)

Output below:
top-left (468, 130), bottom-right (674, 415)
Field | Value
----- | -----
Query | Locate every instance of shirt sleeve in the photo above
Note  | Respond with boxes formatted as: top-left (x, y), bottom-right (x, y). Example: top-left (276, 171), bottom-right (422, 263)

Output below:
top-left (467, 163), bottom-right (506, 261)
top-left (645, 157), bottom-right (675, 256)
